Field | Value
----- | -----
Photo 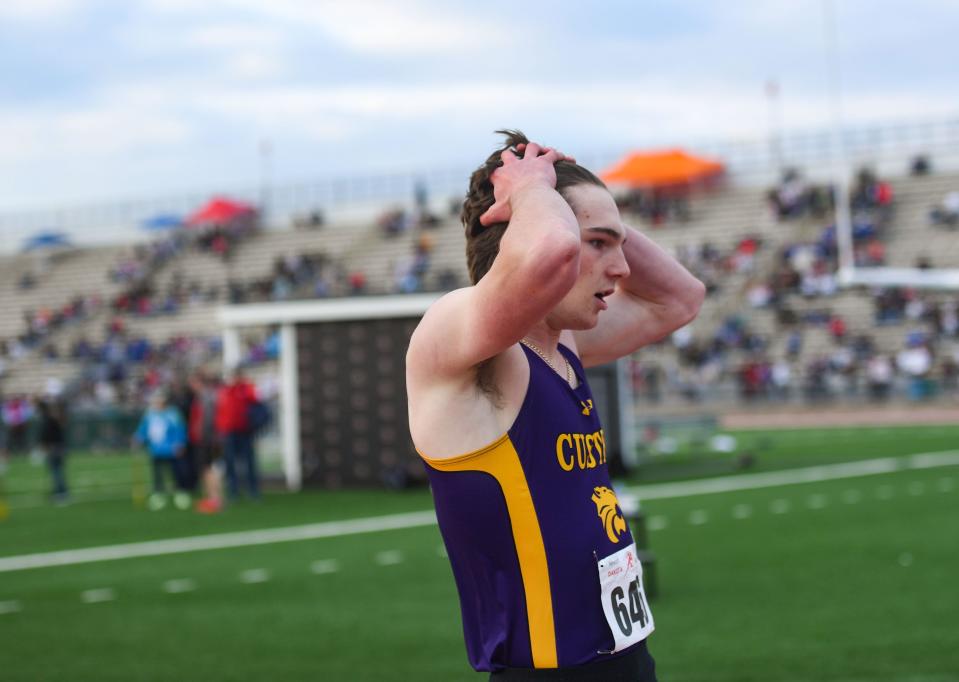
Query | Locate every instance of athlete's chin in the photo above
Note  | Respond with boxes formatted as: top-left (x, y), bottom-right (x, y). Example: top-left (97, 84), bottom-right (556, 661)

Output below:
top-left (567, 313), bottom-right (601, 331)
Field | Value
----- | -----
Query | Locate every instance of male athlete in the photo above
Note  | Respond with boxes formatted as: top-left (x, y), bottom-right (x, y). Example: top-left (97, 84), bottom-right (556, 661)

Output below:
top-left (406, 131), bottom-right (705, 680)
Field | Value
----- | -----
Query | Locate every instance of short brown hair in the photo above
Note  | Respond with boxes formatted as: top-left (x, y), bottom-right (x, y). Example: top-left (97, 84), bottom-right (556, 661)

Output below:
top-left (461, 129), bottom-right (607, 285)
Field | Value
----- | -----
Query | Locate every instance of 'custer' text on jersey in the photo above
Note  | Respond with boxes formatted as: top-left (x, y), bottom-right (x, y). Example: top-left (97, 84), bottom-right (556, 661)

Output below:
top-left (555, 429), bottom-right (606, 471)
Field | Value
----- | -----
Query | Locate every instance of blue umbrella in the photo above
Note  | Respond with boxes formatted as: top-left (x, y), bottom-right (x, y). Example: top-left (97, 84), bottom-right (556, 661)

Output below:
top-left (141, 214), bottom-right (183, 231)
top-left (21, 231), bottom-right (72, 252)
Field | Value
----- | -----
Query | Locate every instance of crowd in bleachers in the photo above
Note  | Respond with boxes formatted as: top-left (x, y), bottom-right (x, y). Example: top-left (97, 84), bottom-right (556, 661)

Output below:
top-left (635, 296), bottom-right (959, 406)
top-left (675, 236), bottom-right (764, 297)
top-left (628, 160), bottom-right (959, 406)
top-left (3, 154), bottom-right (959, 414)
top-left (617, 189), bottom-right (692, 225)
top-left (0, 295), bottom-right (104, 376)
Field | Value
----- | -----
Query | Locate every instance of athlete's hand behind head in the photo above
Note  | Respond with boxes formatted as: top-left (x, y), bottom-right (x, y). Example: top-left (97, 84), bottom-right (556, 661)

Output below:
top-left (479, 143), bottom-right (577, 227)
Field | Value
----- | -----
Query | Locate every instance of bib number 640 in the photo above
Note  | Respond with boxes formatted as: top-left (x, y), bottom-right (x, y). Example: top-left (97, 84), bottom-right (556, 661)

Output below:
top-left (610, 576), bottom-right (649, 636)
top-left (597, 542), bottom-right (654, 651)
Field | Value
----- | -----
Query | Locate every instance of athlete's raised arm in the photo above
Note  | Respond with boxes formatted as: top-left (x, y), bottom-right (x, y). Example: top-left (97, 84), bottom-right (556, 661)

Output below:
top-left (408, 141), bottom-right (581, 381)
top-left (570, 218), bottom-right (706, 368)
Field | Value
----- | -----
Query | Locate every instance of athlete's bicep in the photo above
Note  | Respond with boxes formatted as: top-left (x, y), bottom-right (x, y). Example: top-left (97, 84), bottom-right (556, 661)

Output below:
top-left (409, 249), bottom-right (578, 381)
top-left (406, 288), bottom-right (501, 382)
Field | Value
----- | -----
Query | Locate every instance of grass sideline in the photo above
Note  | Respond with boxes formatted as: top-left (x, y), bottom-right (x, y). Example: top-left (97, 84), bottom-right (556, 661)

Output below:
top-left (0, 425), bottom-right (958, 681)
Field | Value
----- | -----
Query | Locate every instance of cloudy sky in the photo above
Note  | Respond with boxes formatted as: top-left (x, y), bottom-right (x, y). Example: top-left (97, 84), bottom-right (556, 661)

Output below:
top-left (2, 0), bottom-right (958, 212)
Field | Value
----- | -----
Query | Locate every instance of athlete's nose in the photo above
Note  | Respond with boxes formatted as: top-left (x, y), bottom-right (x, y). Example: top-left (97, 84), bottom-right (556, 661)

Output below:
top-left (609, 247), bottom-right (630, 280)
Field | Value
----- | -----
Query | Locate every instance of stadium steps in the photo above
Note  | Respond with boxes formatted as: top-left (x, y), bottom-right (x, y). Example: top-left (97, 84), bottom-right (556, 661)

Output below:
top-left (150, 224), bottom-right (376, 294)
top-left (0, 245), bottom-right (127, 338)
top-left (872, 171), bottom-right (959, 267)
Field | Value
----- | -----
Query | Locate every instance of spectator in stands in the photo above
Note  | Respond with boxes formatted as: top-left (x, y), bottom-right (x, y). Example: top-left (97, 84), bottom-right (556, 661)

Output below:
top-left (412, 180), bottom-right (440, 227)
top-left (36, 397), bottom-right (69, 504)
top-left (293, 209), bottom-right (325, 230)
top-left (851, 167), bottom-right (893, 213)
top-left (896, 337), bottom-right (934, 401)
top-left (747, 280), bottom-right (773, 308)
top-left (785, 329), bottom-right (803, 359)
top-left (929, 191), bottom-right (959, 228)
top-left (133, 390), bottom-right (191, 511)
top-left (348, 270), bottom-right (367, 295)
top-left (215, 366), bottom-right (260, 500)
top-left (859, 238), bottom-right (886, 267)
top-left (911, 154), bottom-right (931, 176)
top-left (866, 353), bottom-right (894, 402)
top-left (434, 267), bottom-right (460, 291)
top-left (941, 352), bottom-right (959, 395)
top-left (828, 315), bottom-right (847, 341)
top-left (936, 300), bottom-right (958, 337)
top-left (771, 359), bottom-right (792, 401)
top-left (770, 168), bottom-right (807, 219)
top-left (874, 288), bottom-right (907, 324)
top-left (211, 229), bottom-right (230, 261)
top-left (378, 208), bottom-right (410, 237)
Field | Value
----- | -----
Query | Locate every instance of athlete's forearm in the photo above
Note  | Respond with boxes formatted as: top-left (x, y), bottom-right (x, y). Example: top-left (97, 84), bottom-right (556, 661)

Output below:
top-left (618, 224), bottom-right (705, 320)
top-left (500, 183), bottom-right (581, 265)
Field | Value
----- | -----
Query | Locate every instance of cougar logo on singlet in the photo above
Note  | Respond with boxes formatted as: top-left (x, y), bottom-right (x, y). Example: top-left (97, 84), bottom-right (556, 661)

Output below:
top-left (591, 486), bottom-right (627, 543)
top-left (580, 399), bottom-right (593, 416)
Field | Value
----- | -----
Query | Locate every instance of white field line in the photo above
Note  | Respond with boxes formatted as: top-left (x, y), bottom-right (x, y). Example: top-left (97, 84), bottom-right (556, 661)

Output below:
top-left (240, 569), bottom-right (270, 584)
top-left (0, 510), bottom-right (437, 574)
top-left (2, 450), bottom-right (957, 575)
top-left (375, 550), bottom-right (404, 566)
top-left (626, 450), bottom-right (959, 500)
top-left (310, 559), bottom-right (340, 575)
top-left (770, 499), bottom-right (791, 514)
top-left (163, 579), bottom-right (196, 594)
top-left (0, 600), bottom-right (22, 614)
top-left (81, 588), bottom-right (115, 604)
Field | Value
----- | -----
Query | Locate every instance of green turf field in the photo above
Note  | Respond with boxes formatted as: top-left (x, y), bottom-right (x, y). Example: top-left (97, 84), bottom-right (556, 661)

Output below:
top-left (1, 425), bottom-right (957, 681)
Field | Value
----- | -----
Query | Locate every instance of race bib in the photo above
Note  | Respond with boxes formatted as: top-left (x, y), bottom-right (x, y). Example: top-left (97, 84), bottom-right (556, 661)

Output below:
top-left (597, 542), bottom-right (654, 651)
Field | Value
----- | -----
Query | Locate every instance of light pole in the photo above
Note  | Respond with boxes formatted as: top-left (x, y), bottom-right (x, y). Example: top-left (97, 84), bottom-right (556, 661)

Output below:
top-left (823, 0), bottom-right (855, 280)
top-left (765, 79), bottom-right (784, 176)
top-left (259, 138), bottom-right (273, 224)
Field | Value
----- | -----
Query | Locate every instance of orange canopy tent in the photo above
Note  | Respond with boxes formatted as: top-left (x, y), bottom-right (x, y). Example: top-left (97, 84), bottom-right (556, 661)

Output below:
top-left (601, 149), bottom-right (724, 189)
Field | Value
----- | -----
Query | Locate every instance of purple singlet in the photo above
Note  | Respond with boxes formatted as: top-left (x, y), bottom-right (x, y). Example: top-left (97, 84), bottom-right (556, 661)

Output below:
top-left (421, 344), bottom-right (647, 672)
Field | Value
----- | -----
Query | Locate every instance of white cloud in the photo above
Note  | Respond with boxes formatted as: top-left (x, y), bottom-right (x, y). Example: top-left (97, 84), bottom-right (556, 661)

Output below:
top-left (282, 1), bottom-right (493, 54)
top-left (183, 24), bottom-right (283, 50)
top-left (0, 0), bottom-right (82, 22)
top-left (4, 0), bottom-right (959, 209)
top-left (0, 105), bottom-right (191, 163)
top-left (224, 53), bottom-right (286, 80)
top-left (143, 0), bottom-right (510, 55)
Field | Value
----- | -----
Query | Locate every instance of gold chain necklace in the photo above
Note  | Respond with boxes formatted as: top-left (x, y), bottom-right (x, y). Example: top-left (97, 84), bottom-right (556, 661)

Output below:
top-left (520, 338), bottom-right (573, 385)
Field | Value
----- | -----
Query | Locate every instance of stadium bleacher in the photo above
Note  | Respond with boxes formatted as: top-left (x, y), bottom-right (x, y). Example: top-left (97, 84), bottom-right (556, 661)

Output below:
top-left (2, 161), bottom-right (958, 411)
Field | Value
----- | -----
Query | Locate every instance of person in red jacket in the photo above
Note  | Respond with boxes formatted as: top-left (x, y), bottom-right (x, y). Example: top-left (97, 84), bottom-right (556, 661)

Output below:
top-left (215, 366), bottom-right (260, 500)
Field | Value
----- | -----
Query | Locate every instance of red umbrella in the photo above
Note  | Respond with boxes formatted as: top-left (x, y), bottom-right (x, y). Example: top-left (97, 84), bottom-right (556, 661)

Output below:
top-left (186, 197), bottom-right (256, 227)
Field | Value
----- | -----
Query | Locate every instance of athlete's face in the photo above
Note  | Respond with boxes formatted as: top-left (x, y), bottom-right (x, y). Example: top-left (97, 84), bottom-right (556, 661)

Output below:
top-left (547, 184), bottom-right (630, 330)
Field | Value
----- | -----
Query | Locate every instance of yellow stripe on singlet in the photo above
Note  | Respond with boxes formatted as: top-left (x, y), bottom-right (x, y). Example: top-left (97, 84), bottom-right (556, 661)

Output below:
top-left (421, 436), bottom-right (558, 669)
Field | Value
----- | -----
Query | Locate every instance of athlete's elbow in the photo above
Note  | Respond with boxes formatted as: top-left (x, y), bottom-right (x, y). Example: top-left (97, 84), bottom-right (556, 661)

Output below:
top-left (677, 277), bottom-right (706, 325)
top-left (534, 231), bottom-right (580, 278)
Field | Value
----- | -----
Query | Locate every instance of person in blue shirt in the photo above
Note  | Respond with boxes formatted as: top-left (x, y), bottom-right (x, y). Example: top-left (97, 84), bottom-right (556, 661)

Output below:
top-left (134, 391), bottom-right (190, 511)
